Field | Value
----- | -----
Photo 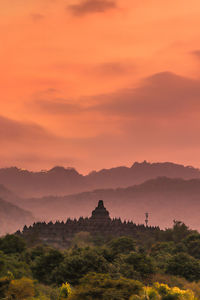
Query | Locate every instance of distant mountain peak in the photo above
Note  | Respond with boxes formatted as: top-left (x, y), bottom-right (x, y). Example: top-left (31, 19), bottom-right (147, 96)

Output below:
top-left (49, 166), bottom-right (78, 173)
top-left (131, 160), bottom-right (150, 167)
top-left (0, 161), bottom-right (200, 198)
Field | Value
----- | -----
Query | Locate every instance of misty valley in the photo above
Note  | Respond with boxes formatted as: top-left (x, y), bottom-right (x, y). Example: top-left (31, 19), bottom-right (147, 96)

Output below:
top-left (1, 162), bottom-right (200, 299)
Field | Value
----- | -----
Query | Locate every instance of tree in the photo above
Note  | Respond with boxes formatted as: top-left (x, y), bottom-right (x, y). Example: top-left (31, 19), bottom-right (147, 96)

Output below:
top-left (71, 232), bottom-right (93, 248)
top-left (59, 282), bottom-right (72, 299)
top-left (108, 237), bottom-right (136, 256)
top-left (69, 273), bottom-right (143, 300)
top-left (183, 233), bottom-right (200, 259)
top-left (0, 276), bottom-right (11, 298)
top-left (7, 277), bottom-right (35, 299)
top-left (52, 248), bottom-right (110, 285)
top-left (125, 252), bottom-right (156, 280)
top-left (153, 282), bottom-right (195, 300)
top-left (166, 253), bottom-right (200, 281)
top-left (0, 235), bottom-right (26, 254)
top-left (164, 221), bottom-right (192, 243)
top-left (150, 242), bottom-right (175, 257)
top-left (130, 283), bottom-right (195, 300)
top-left (32, 249), bottom-right (64, 284)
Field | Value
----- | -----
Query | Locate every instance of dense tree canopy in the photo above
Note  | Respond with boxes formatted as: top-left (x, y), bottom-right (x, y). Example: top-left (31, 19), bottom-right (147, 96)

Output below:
top-left (0, 222), bottom-right (200, 299)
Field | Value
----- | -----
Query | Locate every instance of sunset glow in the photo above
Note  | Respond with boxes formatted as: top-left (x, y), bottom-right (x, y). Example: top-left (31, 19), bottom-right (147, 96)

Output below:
top-left (1, 0), bottom-right (200, 172)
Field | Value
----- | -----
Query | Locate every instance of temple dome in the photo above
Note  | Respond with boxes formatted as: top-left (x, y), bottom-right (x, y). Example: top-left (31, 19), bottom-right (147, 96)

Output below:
top-left (90, 200), bottom-right (110, 222)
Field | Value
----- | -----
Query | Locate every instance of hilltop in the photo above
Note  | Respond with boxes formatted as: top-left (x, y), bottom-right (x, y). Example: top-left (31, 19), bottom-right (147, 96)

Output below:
top-left (0, 161), bottom-right (200, 197)
top-left (19, 177), bottom-right (200, 230)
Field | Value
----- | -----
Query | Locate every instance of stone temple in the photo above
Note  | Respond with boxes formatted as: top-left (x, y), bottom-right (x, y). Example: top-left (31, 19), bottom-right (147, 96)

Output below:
top-left (19, 200), bottom-right (159, 248)
top-left (90, 200), bottom-right (110, 222)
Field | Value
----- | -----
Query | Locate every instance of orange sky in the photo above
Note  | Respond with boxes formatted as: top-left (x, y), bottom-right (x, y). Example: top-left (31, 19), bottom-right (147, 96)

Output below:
top-left (1, 0), bottom-right (200, 173)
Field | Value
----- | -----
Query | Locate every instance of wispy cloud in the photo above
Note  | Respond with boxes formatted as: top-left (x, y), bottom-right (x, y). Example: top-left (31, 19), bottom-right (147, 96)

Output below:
top-left (94, 72), bottom-right (200, 118)
top-left (93, 61), bottom-right (135, 77)
top-left (34, 99), bottom-right (84, 114)
top-left (30, 13), bottom-right (45, 22)
top-left (0, 115), bottom-right (78, 169)
top-left (32, 72), bottom-right (200, 119)
top-left (0, 115), bottom-right (51, 143)
top-left (68, 0), bottom-right (117, 16)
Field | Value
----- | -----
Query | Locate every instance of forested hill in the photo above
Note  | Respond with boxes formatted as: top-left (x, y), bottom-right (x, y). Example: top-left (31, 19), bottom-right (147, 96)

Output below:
top-left (20, 177), bottom-right (200, 230)
top-left (0, 161), bottom-right (200, 197)
top-left (1, 222), bottom-right (200, 299)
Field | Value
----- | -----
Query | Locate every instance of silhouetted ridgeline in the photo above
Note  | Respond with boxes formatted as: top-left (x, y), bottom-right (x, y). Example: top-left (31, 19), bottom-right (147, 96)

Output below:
top-left (18, 177), bottom-right (200, 230)
top-left (0, 161), bottom-right (200, 197)
top-left (18, 200), bottom-right (160, 248)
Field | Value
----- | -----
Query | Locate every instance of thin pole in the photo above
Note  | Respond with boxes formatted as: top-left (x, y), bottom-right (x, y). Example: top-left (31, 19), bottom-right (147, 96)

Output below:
top-left (145, 212), bottom-right (149, 227)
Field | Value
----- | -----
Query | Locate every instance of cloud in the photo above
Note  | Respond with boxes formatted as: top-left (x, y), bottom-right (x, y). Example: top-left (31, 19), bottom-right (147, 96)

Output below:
top-left (23, 71), bottom-right (200, 172)
top-left (32, 72), bottom-right (200, 119)
top-left (68, 0), bottom-right (117, 16)
top-left (191, 50), bottom-right (200, 58)
top-left (0, 115), bottom-right (79, 169)
top-left (93, 72), bottom-right (200, 118)
top-left (0, 115), bottom-right (52, 143)
top-left (33, 99), bottom-right (83, 114)
top-left (0, 114), bottom-right (125, 171)
top-left (93, 61), bottom-right (135, 77)
top-left (30, 13), bottom-right (45, 22)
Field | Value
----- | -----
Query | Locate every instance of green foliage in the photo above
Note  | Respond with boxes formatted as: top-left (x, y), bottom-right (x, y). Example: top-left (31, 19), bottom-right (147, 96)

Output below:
top-left (0, 276), bottom-right (11, 298)
top-left (108, 236), bottom-right (136, 256)
top-left (71, 232), bottom-right (93, 248)
top-left (34, 283), bottom-right (60, 300)
top-left (153, 282), bottom-right (195, 300)
top-left (151, 273), bottom-right (188, 290)
top-left (184, 281), bottom-right (200, 299)
top-left (124, 252), bottom-right (156, 280)
top-left (0, 234), bottom-right (26, 254)
top-left (130, 283), bottom-right (195, 300)
top-left (0, 251), bottom-right (32, 279)
top-left (31, 249), bottom-right (64, 284)
top-left (69, 272), bottom-right (143, 300)
top-left (28, 245), bottom-right (47, 261)
top-left (150, 242), bottom-right (175, 257)
top-left (0, 223), bottom-right (199, 300)
top-left (163, 221), bottom-right (192, 243)
top-left (7, 277), bottom-right (35, 299)
top-left (59, 282), bottom-right (72, 299)
top-left (166, 253), bottom-right (200, 281)
top-left (52, 247), bottom-right (110, 285)
top-left (144, 286), bottom-right (161, 299)
top-left (183, 233), bottom-right (200, 259)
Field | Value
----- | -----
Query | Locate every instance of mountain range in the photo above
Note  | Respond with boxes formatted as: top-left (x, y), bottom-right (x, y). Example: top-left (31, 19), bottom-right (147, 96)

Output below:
top-left (0, 161), bottom-right (200, 198)
top-left (1, 161), bottom-right (200, 234)
top-left (18, 177), bottom-right (200, 230)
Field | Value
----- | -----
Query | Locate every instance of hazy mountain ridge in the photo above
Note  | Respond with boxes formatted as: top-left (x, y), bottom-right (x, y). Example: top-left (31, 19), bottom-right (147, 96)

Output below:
top-left (0, 166), bottom-right (85, 198)
top-left (0, 197), bottom-right (35, 235)
top-left (19, 177), bottom-right (200, 230)
top-left (0, 183), bottom-right (21, 204)
top-left (0, 161), bottom-right (200, 197)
